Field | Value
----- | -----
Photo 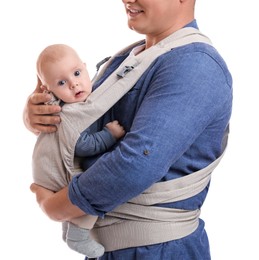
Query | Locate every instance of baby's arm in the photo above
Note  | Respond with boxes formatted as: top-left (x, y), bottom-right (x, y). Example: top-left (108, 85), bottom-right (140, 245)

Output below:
top-left (75, 120), bottom-right (125, 157)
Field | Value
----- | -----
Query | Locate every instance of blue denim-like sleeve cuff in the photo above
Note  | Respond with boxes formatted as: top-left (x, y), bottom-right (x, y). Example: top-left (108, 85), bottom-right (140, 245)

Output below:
top-left (68, 174), bottom-right (105, 218)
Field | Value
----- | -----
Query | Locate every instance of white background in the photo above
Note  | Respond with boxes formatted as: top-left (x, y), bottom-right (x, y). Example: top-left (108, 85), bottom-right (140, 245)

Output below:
top-left (0, 1), bottom-right (258, 259)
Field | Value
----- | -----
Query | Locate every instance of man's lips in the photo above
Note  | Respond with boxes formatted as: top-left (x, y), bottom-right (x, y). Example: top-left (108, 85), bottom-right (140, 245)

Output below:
top-left (127, 7), bottom-right (144, 17)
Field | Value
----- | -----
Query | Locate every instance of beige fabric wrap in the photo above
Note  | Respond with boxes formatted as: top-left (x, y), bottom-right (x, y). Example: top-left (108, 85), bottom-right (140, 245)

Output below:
top-left (91, 150), bottom-right (225, 251)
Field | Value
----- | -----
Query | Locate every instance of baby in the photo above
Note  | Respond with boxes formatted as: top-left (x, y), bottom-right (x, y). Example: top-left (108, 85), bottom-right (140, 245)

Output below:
top-left (32, 44), bottom-right (125, 257)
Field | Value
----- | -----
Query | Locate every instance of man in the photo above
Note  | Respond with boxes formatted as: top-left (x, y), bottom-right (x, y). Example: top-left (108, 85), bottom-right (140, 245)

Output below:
top-left (24, 1), bottom-right (232, 259)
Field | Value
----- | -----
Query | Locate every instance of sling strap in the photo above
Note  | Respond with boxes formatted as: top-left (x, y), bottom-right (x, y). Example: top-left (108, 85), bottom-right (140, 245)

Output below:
top-left (92, 147), bottom-right (227, 251)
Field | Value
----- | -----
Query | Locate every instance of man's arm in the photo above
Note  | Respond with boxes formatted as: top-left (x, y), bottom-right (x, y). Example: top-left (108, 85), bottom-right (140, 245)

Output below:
top-left (30, 184), bottom-right (85, 222)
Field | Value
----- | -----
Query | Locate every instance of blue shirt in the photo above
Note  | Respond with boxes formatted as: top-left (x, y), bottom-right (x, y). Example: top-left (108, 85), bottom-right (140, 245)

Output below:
top-left (69, 20), bottom-right (233, 260)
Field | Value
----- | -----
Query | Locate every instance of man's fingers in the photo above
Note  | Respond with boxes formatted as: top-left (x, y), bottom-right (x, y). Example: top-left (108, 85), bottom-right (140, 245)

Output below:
top-left (30, 183), bottom-right (37, 193)
top-left (30, 92), bottom-right (52, 105)
top-left (31, 122), bottom-right (58, 134)
top-left (30, 114), bottom-right (61, 133)
top-left (32, 104), bottom-right (61, 116)
top-left (35, 114), bottom-right (61, 125)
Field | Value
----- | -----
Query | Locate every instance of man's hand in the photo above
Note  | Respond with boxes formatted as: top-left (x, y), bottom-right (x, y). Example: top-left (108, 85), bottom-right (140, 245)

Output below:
top-left (23, 77), bottom-right (61, 134)
top-left (30, 183), bottom-right (85, 222)
top-left (30, 183), bottom-right (55, 207)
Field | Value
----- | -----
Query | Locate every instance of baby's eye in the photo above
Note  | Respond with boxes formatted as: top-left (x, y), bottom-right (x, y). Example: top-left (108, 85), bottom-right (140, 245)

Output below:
top-left (58, 80), bottom-right (66, 86)
top-left (74, 70), bottom-right (81, 77)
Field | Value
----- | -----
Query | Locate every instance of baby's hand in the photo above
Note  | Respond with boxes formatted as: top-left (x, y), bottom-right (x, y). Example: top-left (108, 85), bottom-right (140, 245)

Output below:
top-left (106, 120), bottom-right (125, 140)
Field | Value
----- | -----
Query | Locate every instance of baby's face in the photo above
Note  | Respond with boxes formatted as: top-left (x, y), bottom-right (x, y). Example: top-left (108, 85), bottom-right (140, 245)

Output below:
top-left (42, 54), bottom-right (92, 103)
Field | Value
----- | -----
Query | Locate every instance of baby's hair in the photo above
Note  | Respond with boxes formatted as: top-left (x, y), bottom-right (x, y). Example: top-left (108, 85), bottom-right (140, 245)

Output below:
top-left (36, 44), bottom-right (80, 80)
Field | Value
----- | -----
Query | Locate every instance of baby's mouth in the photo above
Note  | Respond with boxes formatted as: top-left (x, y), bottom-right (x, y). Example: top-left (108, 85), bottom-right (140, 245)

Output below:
top-left (75, 91), bottom-right (83, 97)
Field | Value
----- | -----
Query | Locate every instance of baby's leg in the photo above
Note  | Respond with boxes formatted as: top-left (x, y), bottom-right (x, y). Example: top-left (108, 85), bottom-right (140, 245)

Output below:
top-left (62, 221), bottom-right (69, 242)
top-left (66, 216), bottom-right (104, 257)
